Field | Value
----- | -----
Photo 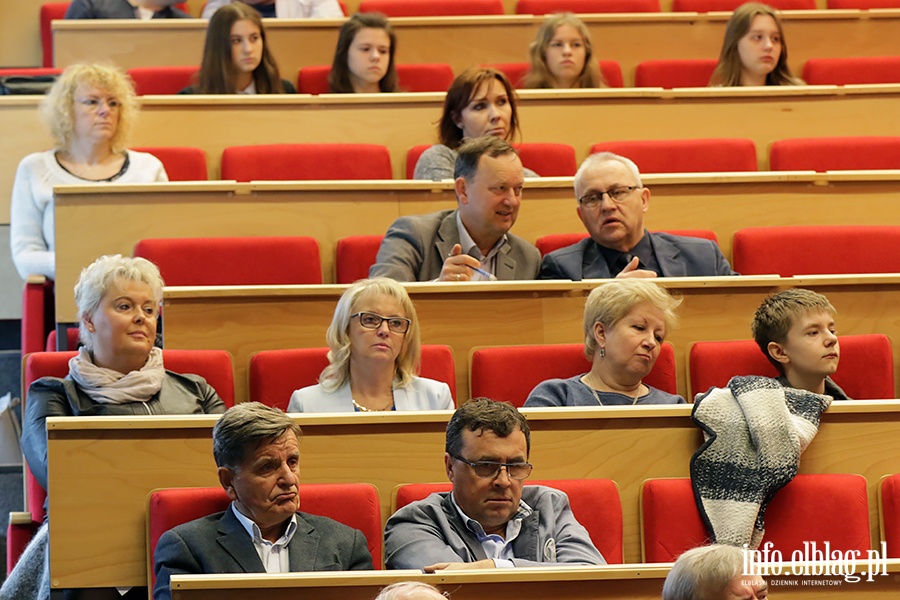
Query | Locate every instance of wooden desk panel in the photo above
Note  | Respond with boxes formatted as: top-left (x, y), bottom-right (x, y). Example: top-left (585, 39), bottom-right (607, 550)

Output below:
top-left (46, 403), bottom-right (900, 588)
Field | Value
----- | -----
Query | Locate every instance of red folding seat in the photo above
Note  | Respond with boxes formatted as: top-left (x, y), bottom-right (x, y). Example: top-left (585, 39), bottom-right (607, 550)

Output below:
top-left (358, 0), bottom-right (504, 15)
top-left (485, 60), bottom-right (623, 88)
top-left (126, 66), bottom-right (199, 95)
top-left (828, 0), bottom-right (900, 7)
top-left (516, 0), bottom-right (660, 13)
top-left (336, 235), bottom-right (383, 284)
top-left (591, 138), bottom-right (758, 173)
top-left (131, 146), bottom-right (208, 181)
top-left (769, 136), bottom-right (900, 171)
top-left (221, 143), bottom-right (393, 181)
top-left (40, 3), bottom-right (69, 67)
top-left (802, 56), bottom-right (900, 85)
top-left (536, 230), bottom-right (718, 257)
top-left (673, 0), bottom-right (814, 9)
top-left (297, 63), bottom-right (454, 94)
top-left (406, 142), bottom-right (577, 178)
top-left (879, 474), bottom-right (900, 558)
top-left (634, 59), bottom-right (718, 88)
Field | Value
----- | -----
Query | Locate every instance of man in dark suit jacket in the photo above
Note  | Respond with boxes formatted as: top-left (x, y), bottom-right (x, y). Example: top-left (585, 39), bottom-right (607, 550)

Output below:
top-left (65, 0), bottom-right (189, 19)
top-left (370, 137), bottom-right (540, 282)
top-left (539, 152), bottom-right (737, 281)
top-left (153, 403), bottom-right (372, 600)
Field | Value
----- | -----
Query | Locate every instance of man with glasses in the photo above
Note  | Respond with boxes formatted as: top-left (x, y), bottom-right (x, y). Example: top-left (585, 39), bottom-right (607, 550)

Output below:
top-left (539, 152), bottom-right (736, 280)
top-left (383, 398), bottom-right (605, 570)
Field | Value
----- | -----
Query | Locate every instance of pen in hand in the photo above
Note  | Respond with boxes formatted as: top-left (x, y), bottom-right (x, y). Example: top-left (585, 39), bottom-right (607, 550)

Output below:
top-left (466, 264), bottom-right (498, 281)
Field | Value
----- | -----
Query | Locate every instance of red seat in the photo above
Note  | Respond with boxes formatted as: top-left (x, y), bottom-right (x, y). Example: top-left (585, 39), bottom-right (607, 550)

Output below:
top-left (485, 60), bottom-right (623, 88)
top-left (297, 63), bottom-right (454, 94)
top-left (0, 68), bottom-right (62, 78)
top-left (40, 3), bottom-right (69, 67)
top-left (828, 0), bottom-right (900, 7)
top-left (134, 236), bottom-right (322, 285)
top-left (131, 146), bottom-right (208, 181)
top-left (516, 0), bottom-right (660, 13)
top-left (879, 474), bottom-right (900, 558)
top-left (634, 59), bottom-right (718, 88)
top-left (470, 342), bottom-right (677, 407)
top-left (673, 0), bottom-right (814, 9)
top-left (249, 345), bottom-right (457, 411)
top-left (406, 142), bottom-right (577, 179)
top-left (21, 278), bottom-right (55, 357)
top-left (536, 230), bottom-right (718, 257)
top-left (148, 483), bottom-right (384, 586)
top-left (393, 478), bottom-right (624, 563)
top-left (688, 335), bottom-right (894, 401)
top-left (769, 136), bottom-right (900, 171)
top-left (336, 235), bottom-right (383, 283)
top-left (802, 56), bottom-right (900, 85)
top-left (220, 143), bottom-right (393, 181)
top-left (126, 66), bottom-right (199, 95)
top-left (357, 0), bottom-right (504, 15)
top-left (733, 225), bottom-right (900, 276)
top-left (641, 474), bottom-right (869, 562)
top-left (590, 138), bottom-right (758, 173)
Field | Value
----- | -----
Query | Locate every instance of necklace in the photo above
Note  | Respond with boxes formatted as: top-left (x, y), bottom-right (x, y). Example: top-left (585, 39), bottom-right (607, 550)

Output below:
top-left (351, 392), bottom-right (395, 412)
top-left (581, 374), bottom-right (642, 406)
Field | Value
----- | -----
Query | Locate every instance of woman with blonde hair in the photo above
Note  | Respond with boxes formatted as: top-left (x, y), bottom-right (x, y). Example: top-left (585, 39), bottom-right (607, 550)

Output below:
top-left (709, 2), bottom-right (802, 87)
top-left (10, 64), bottom-right (167, 281)
top-left (525, 279), bottom-right (685, 406)
top-left (288, 278), bottom-right (453, 412)
top-left (523, 12), bottom-right (605, 89)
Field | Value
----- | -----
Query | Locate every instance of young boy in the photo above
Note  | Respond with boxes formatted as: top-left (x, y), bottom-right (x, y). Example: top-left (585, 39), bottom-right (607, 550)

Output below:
top-left (751, 288), bottom-right (849, 399)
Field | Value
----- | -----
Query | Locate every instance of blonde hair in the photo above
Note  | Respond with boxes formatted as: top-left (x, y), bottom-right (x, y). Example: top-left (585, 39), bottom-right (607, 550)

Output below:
top-left (41, 63), bottom-right (139, 153)
top-left (582, 280), bottom-right (681, 359)
top-left (319, 278), bottom-right (421, 391)
top-left (523, 13), bottom-right (604, 89)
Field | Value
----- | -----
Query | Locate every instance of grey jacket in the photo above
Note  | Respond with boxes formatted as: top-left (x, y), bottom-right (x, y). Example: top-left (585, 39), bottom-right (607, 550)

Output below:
top-left (153, 505), bottom-right (373, 600)
top-left (539, 233), bottom-right (737, 281)
top-left (369, 209), bottom-right (540, 282)
top-left (384, 486), bottom-right (606, 569)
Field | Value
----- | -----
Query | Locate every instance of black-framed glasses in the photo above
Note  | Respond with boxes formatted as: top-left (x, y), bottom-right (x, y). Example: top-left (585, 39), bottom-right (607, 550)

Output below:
top-left (578, 185), bottom-right (639, 208)
top-left (449, 454), bottom-right (533, 480)
top-left (351, 311), bottom-right (411, 334)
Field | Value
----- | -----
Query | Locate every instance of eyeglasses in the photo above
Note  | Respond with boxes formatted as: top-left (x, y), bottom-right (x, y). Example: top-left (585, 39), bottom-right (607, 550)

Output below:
top-left (351, 311), bottom-right (411, 334)
top-left (577, 185), bottom-right (639, 208)
top-left (449, 454), bottom-right (533, 480)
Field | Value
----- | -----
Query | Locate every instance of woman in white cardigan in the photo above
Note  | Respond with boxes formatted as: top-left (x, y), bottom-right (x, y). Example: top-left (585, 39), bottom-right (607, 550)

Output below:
top-left (288, 278), bottom-right (453, 412)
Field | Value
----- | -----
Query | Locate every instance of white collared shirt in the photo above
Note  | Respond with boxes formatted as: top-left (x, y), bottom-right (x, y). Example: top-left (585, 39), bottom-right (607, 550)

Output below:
top-left (230, 503), bottom-right (298, 573)
top-left (449, 492), bottom-right (533, 568)
top-left (456, 212), bottom-right (507, 280)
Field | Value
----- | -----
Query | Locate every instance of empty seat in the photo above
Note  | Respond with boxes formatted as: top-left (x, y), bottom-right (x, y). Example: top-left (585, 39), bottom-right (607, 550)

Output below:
top-left (516, 0), bottom-right (660, 13)
top-left (634, 59), bottom-right (718, 88)
top-left (590, 138), bottom-right (758, 173)
top-left (688, 335), bottom-right (894, 400)
top-left (297, 63), bottom-right (454, 94)
top-left (131, 146), bottom-right (207, 181)
top-left (879, 474), bottom-right (900, 558)
top-left (536, 230), bottom-right (718, 257)
top-left (126, 66), bottom-right (199, 95)
top-left (336, 235), bottom-right (383, 283)
top-left (641, 474), bottom-right (870, 562)
top-left (249, 345), bottom-right (457, 410)
top-left (40, 3), bottom-right (69, 67)
top-left (220, 143), bottom-right (393, 181)
top-left (134, 236), bottom-right (322, 285)
top-left (733, 225), bottom-right (900, 276)
top-left (828, 0), bottom-right (900, 7)
top-left (802, 56), bottom-right (900, 85)
top-left (673, 0), bottom-right (814, 9)
top-left (485, 60), bottom-right (624, 88)
top-left (769, 136), bottom-right (900, 171)
top-left (470, 342), bottom-right (677, 407)
top-left (407, 142), bottom-right (578, 178)
top-left (393, 478), bottom-right (624, 563)
top-left (358, 0), bottom-right (504, 15)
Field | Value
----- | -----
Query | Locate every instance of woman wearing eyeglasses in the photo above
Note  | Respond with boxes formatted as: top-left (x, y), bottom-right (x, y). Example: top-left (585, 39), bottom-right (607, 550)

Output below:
top-left (525, 279), bottom-right (686, 407)
top-left (287, 278), bottom-right (454, 412)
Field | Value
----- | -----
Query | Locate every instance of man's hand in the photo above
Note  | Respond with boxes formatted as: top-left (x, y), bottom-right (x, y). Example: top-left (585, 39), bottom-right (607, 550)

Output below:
top-left (424, 558), bottom-right (497, 572)
top-left (616, 256), bottom-right (657, 279)
top-left (439, 244), bottom-right (482, 282)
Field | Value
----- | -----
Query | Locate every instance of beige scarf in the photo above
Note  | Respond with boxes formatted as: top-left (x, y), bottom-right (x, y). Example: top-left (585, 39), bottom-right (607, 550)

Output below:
top-left (68, 347), bottom-right (166, 404)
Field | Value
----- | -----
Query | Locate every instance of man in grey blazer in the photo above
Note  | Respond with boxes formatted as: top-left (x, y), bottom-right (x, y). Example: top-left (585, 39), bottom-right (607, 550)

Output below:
top-left (153, 403), bottom-right (372, 600)
top-left (370, 137), bottom-right (540, 282)
top-left (384, 399), bottom-right (605, 571)
top-left (539, 152), bottom-right (737, 281)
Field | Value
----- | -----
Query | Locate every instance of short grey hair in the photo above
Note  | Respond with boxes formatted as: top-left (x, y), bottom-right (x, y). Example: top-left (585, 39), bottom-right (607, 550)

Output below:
top-left (74, 254), bottom-right (164, 351)
top-left (454, 136), bottom-right (518, 181)
top-left (574, 151), bottom-right (643, 201)
top-left (662, 544), bottom-right (746, 600)
top-left (374, 581), bottom-right (445, 600)
top-left (213, 402), bottom-right (301, 470)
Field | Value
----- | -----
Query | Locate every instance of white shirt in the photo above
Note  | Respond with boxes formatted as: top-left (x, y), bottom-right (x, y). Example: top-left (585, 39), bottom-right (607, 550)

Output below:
top-left (230, 503), bottom-right (298, 573)
top-left (449, 492), bottom-right (533, 568)
top-left (201, 0), bottom-right (343, 18)
top-left (456, 211), bottom-right (507, 280)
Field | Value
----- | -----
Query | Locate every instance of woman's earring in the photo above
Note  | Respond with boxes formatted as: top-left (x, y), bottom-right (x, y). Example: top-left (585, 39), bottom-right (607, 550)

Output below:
top-left (599, 347), bottom-right (606, 358)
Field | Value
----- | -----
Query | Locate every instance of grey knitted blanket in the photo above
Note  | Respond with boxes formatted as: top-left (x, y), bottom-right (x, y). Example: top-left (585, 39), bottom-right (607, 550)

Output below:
top-left (690, 376), bottom-right (831, 549)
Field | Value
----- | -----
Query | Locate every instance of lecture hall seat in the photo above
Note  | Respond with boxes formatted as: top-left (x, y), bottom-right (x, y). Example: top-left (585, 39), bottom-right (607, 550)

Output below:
top-left (134, 236), bottom-right (323, 285)
top-left (249, 345), bottom-right (458, 410)
top-left (335, 235), bottom-right (384, 283)
top-left (131, 146), bottom-right (208, 181)
top-left (392, 478), bottom-right (624, 563)
top-left (297, 63), bottom-right (455, 94)
top-left (469, 342), bottom-right (677, 407)
top-left (828, 0), bottom-right (900, 7)
top-left (357, 0), bottom-right (505, 15)
top-left (640, 474), bottom-right (870, 562)
top-left (879, 474), bottom-right (900, 558)
top-left (126, 66), bottom-right (199, 95)
top-left (802, 56), bottom-right (900, 85)
top-left (769, 136), bottom-right (900, 171)
top-left (485, 60), bottom-right (624, 88)
top-left (40, 3), bottom-right (69, 68)
top-left (688, 335), bottom-right (895, 401)
top-left (147, 483), bottom-right (384, 586)
top-left (535, 230), bottom-right (719, 257)
top-left (732, 225), bottom-right (900, 276)
top-left (220, 143), bottom-right (393, 181)
top-left (633, 59), bottom-right (718, 88)
top-left (591, 138), bottom-right (758, 173)
top-left (673, 0), bottom-right (814, 9)
top-left (515, 0), bottom-right (660, 13)
top-left (405, 142), bottom-right (578, 179)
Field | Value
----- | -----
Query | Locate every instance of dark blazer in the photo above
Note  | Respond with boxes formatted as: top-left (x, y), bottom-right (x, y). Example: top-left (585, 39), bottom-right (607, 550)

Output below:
top-left (178, 79), bottom-right (298, 94)
top-left (539, 232), bottom-right (737, 281)
top-left (369, 209), bottom-right (541, 281)
top-left (65, 0), bottom-right (189, 18)
top-left (153, 506), bottom-right (373, 600)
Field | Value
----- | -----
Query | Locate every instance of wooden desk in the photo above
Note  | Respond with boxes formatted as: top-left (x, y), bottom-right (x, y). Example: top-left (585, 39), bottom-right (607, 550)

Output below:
top-left (46, 403), bottom-right (900, 588)
top-left (52, 11), bottom-right (900, 85)
top-left (169, 561), bottom-right (900, 599)
top-left (51, 173), bottom-right (900, 322)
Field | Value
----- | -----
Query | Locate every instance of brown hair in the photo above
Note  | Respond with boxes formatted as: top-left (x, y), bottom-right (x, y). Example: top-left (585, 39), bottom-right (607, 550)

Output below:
top-left (523, 12), bottom-right (605, 89)
top-left (445, 398), bottom-right (531, 457)
top-left (751, 288), bottom-right (836, 372)
top-left (329, 12), bottom-right (399, 93)
top-left (438, 67), bottom-right (521, 150)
